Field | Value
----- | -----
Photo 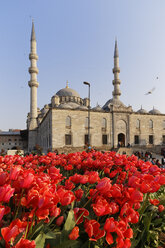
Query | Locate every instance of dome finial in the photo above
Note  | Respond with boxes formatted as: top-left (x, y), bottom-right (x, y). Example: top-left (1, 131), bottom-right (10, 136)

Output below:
top-left (66, 80), bottom-right (69, 88)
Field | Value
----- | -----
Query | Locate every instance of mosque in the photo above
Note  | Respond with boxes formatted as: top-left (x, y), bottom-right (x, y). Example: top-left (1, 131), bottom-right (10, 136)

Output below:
top-left (27, 22), bottom-right (165, 153)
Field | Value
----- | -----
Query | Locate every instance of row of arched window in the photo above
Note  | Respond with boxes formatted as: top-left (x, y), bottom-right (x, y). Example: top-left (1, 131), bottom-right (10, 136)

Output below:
top-left (66, 116), bottom-right (107, 129)
top-left (136, 119), bottom-right (165, 129)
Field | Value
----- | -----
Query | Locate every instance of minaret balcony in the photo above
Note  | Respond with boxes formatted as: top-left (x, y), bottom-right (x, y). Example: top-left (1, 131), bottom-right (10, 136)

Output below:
top-left (113, 68), bottom-right (120, 73)
top-left (112, 79), bottom-right (121, 85)
top-left (113, 90), bottom-right (121, 96)
top-left (28, 80), bottom-right (39, 88)
top-left (29, 53), bottom-right (38, 60)
top-left (29, 67), bottom-right (39, 74)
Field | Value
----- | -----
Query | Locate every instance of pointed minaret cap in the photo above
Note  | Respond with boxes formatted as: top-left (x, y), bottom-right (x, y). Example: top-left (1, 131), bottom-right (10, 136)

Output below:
top-left (31, 20), bottom-right (36, 41)
top-left (114, 39), bottom-right (119, 57)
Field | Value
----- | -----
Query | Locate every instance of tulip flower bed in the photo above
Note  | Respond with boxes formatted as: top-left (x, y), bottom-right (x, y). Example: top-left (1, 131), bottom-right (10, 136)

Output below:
top-left (0, 151), bottom-right (165, 248)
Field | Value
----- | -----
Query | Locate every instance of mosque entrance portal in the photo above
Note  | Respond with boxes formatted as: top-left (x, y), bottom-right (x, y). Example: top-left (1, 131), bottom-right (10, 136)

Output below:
top-left (118, 133), bottom-right (125, 147)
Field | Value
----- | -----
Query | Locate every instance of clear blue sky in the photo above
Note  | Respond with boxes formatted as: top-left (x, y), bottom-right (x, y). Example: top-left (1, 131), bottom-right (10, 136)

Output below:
top-left (0, 0), bottom-right (165, 130)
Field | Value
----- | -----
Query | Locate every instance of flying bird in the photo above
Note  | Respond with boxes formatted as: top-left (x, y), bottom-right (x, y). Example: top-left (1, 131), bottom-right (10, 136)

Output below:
top-left (145, 87), bottom-right (156, 95)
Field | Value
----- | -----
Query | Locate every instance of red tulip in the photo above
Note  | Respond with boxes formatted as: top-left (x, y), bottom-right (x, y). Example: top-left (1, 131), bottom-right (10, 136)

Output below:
top-left (69, 226), bottom-right (79, 240)
top-left (15, 239), bottom-right (36, 248)
top-left (0, 184), bottom-right (15, 202)
top-left (56, 216), bottom-right (64, 226)
top-left (158, 204), bottom-right (164, 212)
top-left (150, 199), bottom-right (160, 206)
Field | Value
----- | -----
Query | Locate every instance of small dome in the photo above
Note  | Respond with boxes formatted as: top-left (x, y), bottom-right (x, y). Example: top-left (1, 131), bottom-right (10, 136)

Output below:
top-left (56, 87), bottom-right (80, 98)
top-left (102, 98), bottom-right (126, 110)
top-left (44, 104), bottom-right (49, 109)
top-left (92, 105), bottom-right (103, 111)
top-left (137, 107), bottom-right (148, 114)
top-left (149, 107), bottom-right (161, 115)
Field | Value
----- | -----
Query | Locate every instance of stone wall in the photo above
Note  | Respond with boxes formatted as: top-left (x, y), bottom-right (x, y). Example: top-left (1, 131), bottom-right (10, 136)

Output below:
top-left (129, 113), bottom-right (165, 146)
top-left (51, 108), bottom-right (110, 150)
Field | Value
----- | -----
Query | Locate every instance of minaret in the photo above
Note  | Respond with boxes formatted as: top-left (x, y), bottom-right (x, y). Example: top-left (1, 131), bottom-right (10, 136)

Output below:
top-left (28, 21), bottom-right (39, 130)
top-left (112, 40), bottom-right (121, 100)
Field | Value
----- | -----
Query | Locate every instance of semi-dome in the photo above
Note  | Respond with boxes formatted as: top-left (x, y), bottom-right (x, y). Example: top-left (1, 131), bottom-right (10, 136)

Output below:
top-left (102, 98), bottom-right (126, 110)
top-left (149, 107), bottom-right (161, 115)
top-left (58, 102), bottom-right (80, 109)
top-left (56, 86), bottom-right (80, 98)
top-left (76, 105), bottom-right (88, 110)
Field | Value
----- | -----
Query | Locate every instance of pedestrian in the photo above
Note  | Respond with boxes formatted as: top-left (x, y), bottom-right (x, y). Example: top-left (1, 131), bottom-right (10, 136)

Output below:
top-left (156, 159), bottom-right (161, 167)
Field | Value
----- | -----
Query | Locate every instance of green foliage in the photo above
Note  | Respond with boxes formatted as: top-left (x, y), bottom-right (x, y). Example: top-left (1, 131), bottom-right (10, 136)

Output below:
top-left (131, 186), bottom-right (165, 248)
top-left (33, 209), bottom-right (84, 248)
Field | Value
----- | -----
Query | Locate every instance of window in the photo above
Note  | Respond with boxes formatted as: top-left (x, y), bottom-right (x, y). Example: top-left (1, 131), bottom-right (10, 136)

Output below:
top-left (134, 135), bottom-right (139, 144)
top-left (9, 143), bottom-right (11, 145)
top-left (85, 117), bottom-right (89, 128)
top-left (163, 135), bottom-right (165, 144)
top-left (84, 134), bottom-right (89, 145)
top-left (14, 139), bottom-right (17, 141)
top-left (66, 116), bottom-right (71, 128)
top-left (136, 119), bottom-right (140, 129)
top-left (149, 135), bottom-right (153, 144)
top-left (149, 120), bottom-right (153, 129)
top-left (102, 118), bottom-right (107, 130)
top-left (163, 121), bottom-right (165, 129)
top-left (65, 134), bottom-right (71, 145)
top-left (8, 139), bottom-right (11, 141)
top-left (102, 135), bottom-right (108, 144)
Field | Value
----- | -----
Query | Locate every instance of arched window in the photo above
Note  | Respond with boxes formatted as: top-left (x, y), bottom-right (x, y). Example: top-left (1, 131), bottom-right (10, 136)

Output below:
top-left (66, 116), bottom-right (71, 128)
top-left (136, 119), bottom-right (140, 129)
top-left (102, 118), bottom-right (107, 129)
top-left (163, 120), bottom-right (165, 129)
top-left (85, 117), bottom-right (89, 128)
top-left (149, 120), bottom-right (153, 129)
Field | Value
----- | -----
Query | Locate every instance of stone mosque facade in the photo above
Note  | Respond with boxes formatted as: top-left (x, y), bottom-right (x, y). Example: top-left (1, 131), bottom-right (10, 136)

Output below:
top-left (27, 23), bottom-right (165, 153)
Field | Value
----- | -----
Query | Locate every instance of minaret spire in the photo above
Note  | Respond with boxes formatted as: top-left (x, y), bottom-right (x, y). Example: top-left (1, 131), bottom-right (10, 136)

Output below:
top-left (114, 39), bottom-right (119, 57)
top-left (28, 21), bottom-right (39, 130)
top-left (112, 39), bottom-right (121, 100)
top-left (31, 20), bottom-right (36, 41)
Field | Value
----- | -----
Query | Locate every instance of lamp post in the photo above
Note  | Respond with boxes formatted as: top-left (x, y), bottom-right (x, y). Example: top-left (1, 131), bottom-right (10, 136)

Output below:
top-left (83, 81), bottom-right (91, 148)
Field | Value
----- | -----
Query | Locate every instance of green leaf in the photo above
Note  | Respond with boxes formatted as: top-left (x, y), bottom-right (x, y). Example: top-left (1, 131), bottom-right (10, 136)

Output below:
top-left (13, 232), bottom-right (24, 246)
top-left (63, 209), bottom-right (76, 234)
top-left (152, 218), bottom-right (163, 226)
top-left (35, 232), bottom-right (46, 248)
top-left (45, 231), bottom-right (61, 239)
top-left (49, 239), bottom-right (82, 248)
top-left (28, 220), bottom-right (44, 239)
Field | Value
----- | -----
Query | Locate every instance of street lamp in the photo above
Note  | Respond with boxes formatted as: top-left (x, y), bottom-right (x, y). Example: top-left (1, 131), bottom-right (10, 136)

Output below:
top-left (83, 81), bottom-right (91, 148)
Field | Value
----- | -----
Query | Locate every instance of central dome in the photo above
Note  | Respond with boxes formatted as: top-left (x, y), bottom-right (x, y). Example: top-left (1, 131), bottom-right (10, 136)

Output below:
top-left (102, 98), bottom-right (126, 110)
top-left (56, 87), bottom-right (80, 98)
